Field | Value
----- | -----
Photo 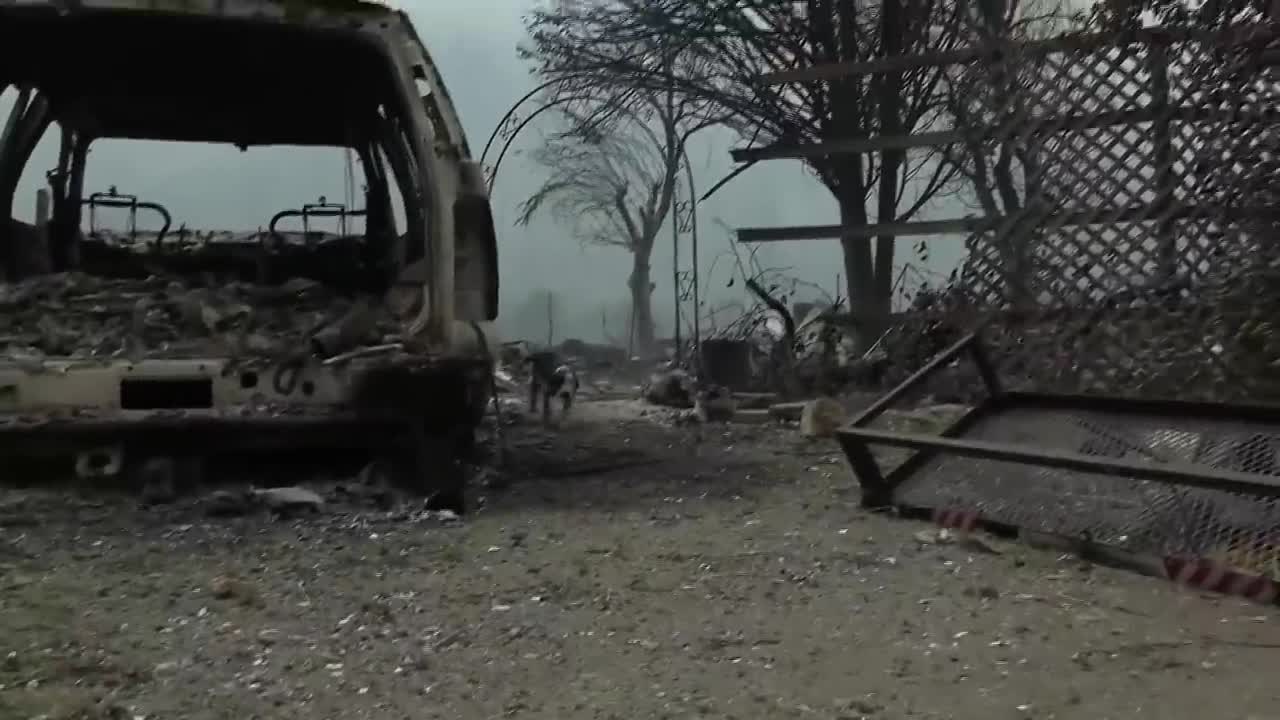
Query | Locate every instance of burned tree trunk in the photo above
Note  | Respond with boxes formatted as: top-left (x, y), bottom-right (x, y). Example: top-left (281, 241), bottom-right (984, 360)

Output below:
top-left (837, 191), bottom-right (890, 350)
top-left (629, 254), bottom-right (656, 351)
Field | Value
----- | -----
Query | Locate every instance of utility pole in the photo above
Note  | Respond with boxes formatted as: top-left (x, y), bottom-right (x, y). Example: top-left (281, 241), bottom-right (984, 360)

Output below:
top-left (34, 188), bottom-right (49, 228)
top-left (545, 291), bottom-right (555, 346)
top-left (663, 40), bottom-right (682, 365)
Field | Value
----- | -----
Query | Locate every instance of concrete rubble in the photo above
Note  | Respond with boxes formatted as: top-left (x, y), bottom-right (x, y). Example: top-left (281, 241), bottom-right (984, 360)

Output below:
top-left (798, 397), bottom-right (849, 438)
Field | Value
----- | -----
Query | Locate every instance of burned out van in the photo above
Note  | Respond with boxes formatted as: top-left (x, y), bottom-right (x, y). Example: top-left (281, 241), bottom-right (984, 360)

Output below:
top-left (0, 0), bottom-right (500, 508)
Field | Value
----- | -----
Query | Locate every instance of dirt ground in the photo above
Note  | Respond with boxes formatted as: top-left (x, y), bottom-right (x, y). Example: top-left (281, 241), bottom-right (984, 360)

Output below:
top-left (2, 399), bottom-right (1280, 720)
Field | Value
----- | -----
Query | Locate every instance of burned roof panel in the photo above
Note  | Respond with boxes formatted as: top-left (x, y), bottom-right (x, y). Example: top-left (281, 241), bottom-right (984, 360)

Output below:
top-left (0, 0), bottom-right (411, 145)
top-left (0, 0), bottom-right (400, 25)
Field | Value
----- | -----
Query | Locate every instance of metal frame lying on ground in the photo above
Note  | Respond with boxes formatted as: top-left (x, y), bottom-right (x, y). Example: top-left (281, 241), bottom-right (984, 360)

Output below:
top-left (838, 332), bottom-right (1280, 605)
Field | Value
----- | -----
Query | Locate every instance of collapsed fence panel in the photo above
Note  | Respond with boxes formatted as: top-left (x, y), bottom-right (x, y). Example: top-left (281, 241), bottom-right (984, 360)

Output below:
top-left (837, 333), bottom-right (1280, 603)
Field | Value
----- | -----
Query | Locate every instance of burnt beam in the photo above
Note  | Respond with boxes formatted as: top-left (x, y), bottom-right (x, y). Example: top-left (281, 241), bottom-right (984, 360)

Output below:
top-left (731, 105), bottom-right (1279, 163)
top-left (736, 204), bottom-right (1280, 243)
top-left (762, 23), bottom-right (1271, 84)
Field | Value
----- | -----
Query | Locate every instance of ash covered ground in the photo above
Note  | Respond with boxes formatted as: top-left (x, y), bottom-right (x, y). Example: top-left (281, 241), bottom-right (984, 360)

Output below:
top-left (1, 400), bottom-right (1278, 720)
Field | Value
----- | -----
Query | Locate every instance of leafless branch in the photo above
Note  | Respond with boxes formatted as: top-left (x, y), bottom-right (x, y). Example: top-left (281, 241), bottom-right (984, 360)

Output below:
top-left (516, 109), bottom-right (671, 255)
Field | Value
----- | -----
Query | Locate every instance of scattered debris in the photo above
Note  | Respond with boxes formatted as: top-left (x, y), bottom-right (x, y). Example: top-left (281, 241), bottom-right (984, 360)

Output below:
top-left (321, 463), bottom-right (400, 510)
top-left (915, 527), bottom-right (1003, 554)
top-left (799, 397), bottom-right (848, 438)
top-left (694, 385), bottom-right (737, 423)
top-left (209, 573), bottom-right (258, 605)
top-left (204, 489), bottom-right (253, 517)
top-left (731, 408), bottom-right (775, 425)
top-left (249, 486), bottom-right (325, 515)
top-left (4, 378), bottom-right (1273, 720)
top-left (0, 272), bottom-right (404, 361)
top-left (768, 401), bottom-right (808, 422)
top-left (733, 392), bottom-right (777, 410)
top-left (493, 367), bottom-right (520, 393)
top-left (557, 337), bottom-right (628, 369)
top-left (203, 486), bottom-right (329, 517)
top-left (642, 368), bottom-right (695, 409)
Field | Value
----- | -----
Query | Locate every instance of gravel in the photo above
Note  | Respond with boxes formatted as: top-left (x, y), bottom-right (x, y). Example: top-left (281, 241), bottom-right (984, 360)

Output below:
top-left (1, 400), bottom-right (1278, 720)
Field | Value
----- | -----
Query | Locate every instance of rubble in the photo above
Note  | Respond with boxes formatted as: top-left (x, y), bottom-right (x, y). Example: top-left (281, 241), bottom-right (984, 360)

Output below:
top-left (205, 489), bottom-right (253, 517)
top-left (557, 338), bottom-right (628, 369)
top-left (768, 401), bottom-right (808, 422)
top-left (201, 486), bottom-right (326, 517)
top-left (250, 485), bottom-right (325, 514)
top-left (732, 392), bottom-right (777, 410)
top-left (642, 368), bottom-right (696, 409)
top-left (0, 272), bottom-right (406, 362)
top-left (799, 397), bottom-right (848, 439)
top-left (693, 385), bottom-right (736, 423)
top-left (730, 408), bottom-right (774, 424)
top-left (915, 527), bottom-right (1003, 554)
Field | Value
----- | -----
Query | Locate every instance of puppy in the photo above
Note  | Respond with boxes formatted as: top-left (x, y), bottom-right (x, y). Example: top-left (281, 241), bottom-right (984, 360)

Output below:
top-left (524, 351), bottom-right (580, 425)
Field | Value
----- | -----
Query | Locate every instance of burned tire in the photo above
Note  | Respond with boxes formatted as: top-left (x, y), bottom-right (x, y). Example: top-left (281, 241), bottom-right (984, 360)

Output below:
top-left (412, 423), bottom-right (470, 515)
top-left (349, 359), bottom-right (489, 513)
top-left (368, 420), bottom-right (471, 514)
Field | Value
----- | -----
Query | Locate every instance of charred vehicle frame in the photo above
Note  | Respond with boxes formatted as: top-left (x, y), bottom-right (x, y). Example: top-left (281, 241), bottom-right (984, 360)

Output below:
top-left (0, 0), bottom-right (501, 507)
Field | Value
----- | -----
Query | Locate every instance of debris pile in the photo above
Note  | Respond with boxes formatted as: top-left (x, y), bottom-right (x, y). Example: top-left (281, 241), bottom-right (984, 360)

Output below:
top-left (693, 385), bottom-right (736, 422)
top-left (642, 368), bottom-right (696, 409)
top-left (798, 397), bottom-right (848, 438)
top-left (0, 272), bottom-right (407, 362)
top-left (558, 337), bottom-right (629, 369)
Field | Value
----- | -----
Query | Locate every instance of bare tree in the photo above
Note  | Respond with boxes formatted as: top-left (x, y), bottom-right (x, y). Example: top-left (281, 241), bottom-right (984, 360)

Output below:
top-left (524, 0), bottom-right (965, 344)
top-left (518, 3), bottom-right (732, 352)
top-left (516, 113), bottom-right (675, 349)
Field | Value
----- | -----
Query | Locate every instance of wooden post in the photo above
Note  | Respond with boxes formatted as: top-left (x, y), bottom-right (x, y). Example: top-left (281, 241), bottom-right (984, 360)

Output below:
top-left (28, 188), bottom-right (53, 274)
top-left (35, 188), bottom-right (50, 227)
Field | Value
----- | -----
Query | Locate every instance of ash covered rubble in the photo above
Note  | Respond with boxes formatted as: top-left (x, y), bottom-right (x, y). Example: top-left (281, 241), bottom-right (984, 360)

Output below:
top-left (0, 271), bottom-right (406, 364)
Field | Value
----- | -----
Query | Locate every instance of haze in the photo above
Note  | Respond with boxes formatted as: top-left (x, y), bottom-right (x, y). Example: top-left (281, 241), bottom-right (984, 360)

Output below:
top-left (2, 0), bottom-right (968, 344)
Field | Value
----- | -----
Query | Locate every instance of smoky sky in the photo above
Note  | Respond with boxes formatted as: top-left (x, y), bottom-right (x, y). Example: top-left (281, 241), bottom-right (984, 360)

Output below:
top-left (2, 0), bottom-right (968, 344)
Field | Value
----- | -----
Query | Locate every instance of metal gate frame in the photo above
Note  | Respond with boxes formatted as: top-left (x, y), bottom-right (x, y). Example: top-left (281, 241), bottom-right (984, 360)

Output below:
top-left (836, 333), bottom-right (1280, 601)
top-left (840, 332), bottom-right (1280, 509)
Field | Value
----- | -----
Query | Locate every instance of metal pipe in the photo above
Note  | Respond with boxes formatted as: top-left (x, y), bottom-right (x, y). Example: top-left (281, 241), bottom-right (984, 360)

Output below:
top-left (480, 76), bottom-right (574, 167)
top-left (485, 94), bottom-right (593, 195)
top-left (841, 425), bottom-right (1280, 498)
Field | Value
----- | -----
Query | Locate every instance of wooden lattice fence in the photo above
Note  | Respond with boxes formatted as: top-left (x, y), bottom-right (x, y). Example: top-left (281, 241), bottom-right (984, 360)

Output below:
top-left (831, 23), bottom-right (1280, 403)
